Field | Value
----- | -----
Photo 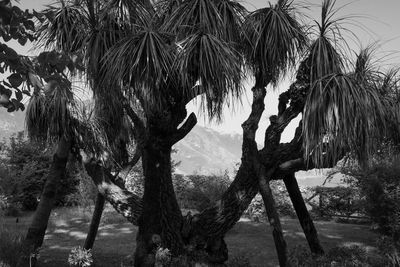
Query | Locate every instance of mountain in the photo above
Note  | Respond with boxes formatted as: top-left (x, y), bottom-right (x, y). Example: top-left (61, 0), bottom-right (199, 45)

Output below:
top-left (172, 125), bottom-right (242, 176)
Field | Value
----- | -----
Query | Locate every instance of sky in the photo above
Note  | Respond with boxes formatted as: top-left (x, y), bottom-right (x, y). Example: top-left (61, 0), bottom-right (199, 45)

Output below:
top-left (11, 0), bottom-right (400, 144)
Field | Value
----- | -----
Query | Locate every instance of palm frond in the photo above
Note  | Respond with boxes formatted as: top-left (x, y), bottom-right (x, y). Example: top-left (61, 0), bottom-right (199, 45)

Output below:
top-left (44, 80), bottom-right (74, 139)
top-left (25, 93), bottom-right (48, 140)
top-left (175, 32), bottom-right (242, 119)
top-left (37, 0), bottom-right (89, 53)
top-left (306, 0), bottom-right (363, 83)
top-left (215, 0), bottom-right (248, 45)
top-left (303, 73), bottom-right (386, 167)
top-left (100, 0), bottom-right (153, 29)
top-left (162, 0), bottom-right (223, 38)
top-left (101, 27), bottom-right (174, 109)
top-left (242, 0), bottom-right (307, 86)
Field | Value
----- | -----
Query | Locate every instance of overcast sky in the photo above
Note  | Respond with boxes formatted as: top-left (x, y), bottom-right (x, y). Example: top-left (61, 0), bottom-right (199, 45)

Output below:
top-left (12, 0), bottom-right (400, 143)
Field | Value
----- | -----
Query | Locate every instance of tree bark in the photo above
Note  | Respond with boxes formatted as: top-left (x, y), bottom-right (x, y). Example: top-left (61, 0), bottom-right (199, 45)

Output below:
top-left (84, 162), bottom-right (143, 225)
top-left (84, 193), bottom-right (105, 250)
top-left (284, 173), bottom-right (324, 255)
top-left (134, 133), bottom-right (184, 267)
top-left (259, 172), bottom-right (288, 267)
top-left (18, 137), bottom-right (70, 267)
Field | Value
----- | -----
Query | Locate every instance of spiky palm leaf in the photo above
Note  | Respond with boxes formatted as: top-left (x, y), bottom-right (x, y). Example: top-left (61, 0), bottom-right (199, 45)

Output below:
top-left (242, 0), bottom-right (307, 86)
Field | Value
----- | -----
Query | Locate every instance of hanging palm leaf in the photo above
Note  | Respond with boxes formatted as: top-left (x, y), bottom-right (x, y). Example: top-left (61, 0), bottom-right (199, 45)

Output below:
top-left (44, 80), bottom-right (74, 139)
top-left (25, 93), bottom-right (48, 140)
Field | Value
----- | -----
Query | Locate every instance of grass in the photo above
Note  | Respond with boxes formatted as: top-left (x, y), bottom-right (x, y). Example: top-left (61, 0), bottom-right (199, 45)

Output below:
top-left (0, 206), bottom-right (380, 267)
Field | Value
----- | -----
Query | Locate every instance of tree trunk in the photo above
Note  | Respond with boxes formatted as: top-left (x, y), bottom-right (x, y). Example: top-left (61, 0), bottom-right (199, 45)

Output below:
top-left (84, 193), bottom-right (105, 250)
top-left (284, 173), bottom-right (324, 255)
top-left (259, 174), bottom-right (287, 267)
top-left (18, 138), bottom-right (70, 267)
top-left (134, 135), bottom-right (184, 267)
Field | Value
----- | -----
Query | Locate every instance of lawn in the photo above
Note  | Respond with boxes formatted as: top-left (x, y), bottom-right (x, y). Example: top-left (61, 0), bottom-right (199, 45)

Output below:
top-left (1, 207), bottom-right (379, 267)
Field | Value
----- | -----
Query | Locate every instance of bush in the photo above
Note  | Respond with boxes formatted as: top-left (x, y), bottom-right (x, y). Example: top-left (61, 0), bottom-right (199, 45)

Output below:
top-left (173, 173), bottom-right (230, 212)
top-left (0, 133), bottom-right (79, 210)
top-left (226, 255), bottom-right (252, 267)
top-left (288, 245), bottom-right (387, 267)
top-left (341, 150), bottom-right (400, 239)
top-left (244, 181), bottom-right (296, 222)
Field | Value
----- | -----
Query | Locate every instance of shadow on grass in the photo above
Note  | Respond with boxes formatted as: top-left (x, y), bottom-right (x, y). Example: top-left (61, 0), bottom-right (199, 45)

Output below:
top-left (1, 210), bottom-right (379, 267)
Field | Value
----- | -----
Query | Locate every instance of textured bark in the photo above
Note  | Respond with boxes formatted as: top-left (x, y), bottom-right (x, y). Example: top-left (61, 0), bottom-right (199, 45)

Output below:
top-left (134, 129), bottom-right (184, 266)
top-left (18, 138), bottom-right (70, 267)
top-left (84, 193), bottom-right (105, 250)
top-left (259, 171), bottom-right (287, 267)
top-left (284, 173), bottom-right (324, 255)
top-left (85, 162), bottom-right (143, 225)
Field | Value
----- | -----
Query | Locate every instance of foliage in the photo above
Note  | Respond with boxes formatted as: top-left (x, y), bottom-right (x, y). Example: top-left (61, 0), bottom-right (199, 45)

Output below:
top-left (288, 245), bottom-right (387, 267)
top-left (302, 1), bottom-right (388, 167)
top-left (154, 247), bottom-right (171, 267)
top-left (173, 173), bottom-right (230, 212)
top-left (68, 246), bottom-right (93, 267)
top-left (308, 186), bottom-right (365, 219)
top-left (225, 255), bottom-right (252, 267)
top-left (0, 133), bottom-right (79, 210)
top-left (245, 181), bottom-right (295, 221)
top-left (376, 236), bottom-right (400, 266)
top-left (340, 148), bottom-right (400, 239)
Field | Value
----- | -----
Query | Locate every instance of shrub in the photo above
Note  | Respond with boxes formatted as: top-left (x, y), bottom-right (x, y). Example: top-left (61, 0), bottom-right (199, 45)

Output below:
top-left (244, 181), bottom-right (296, 221)
top-left (340, 150), bottom-right (400, 239)
top-left (0, 133), bottom-right (79, 210)
top-left (173, 173), bottom-right (230, 212)
top-left (288, 245), bottom-right (388, 267)
top-left (226, 255), bottom-right (253, 267)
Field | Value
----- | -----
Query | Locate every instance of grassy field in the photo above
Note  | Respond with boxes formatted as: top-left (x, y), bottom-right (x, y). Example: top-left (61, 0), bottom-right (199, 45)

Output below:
top-left (0, 206), bottom-right (379, 267)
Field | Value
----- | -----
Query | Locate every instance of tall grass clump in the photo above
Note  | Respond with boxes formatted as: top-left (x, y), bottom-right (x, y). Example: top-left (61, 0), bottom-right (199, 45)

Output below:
top-left (0, 225), bottom-right (24, 267)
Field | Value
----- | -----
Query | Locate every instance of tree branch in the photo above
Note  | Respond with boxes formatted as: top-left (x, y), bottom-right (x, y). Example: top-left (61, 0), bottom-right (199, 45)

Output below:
top-left (169, 112), bottom-right (197, 145)
top-left (84, 162), bottom-right (143, 225)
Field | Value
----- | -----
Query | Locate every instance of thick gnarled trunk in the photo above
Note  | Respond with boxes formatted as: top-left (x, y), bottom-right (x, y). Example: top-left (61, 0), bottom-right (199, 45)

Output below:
top-left (18, 138), bottom-right (70, 267)
top-left (134, 133), bottom-right (184, 266)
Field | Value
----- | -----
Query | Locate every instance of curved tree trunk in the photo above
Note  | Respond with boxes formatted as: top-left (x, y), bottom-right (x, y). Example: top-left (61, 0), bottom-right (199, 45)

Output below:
top-left (284, 173), bottom-right (324, 255)
top-left (18, 138), bottom-right (70, 267)
top-left (84, 193), bottom-right (105, 250)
